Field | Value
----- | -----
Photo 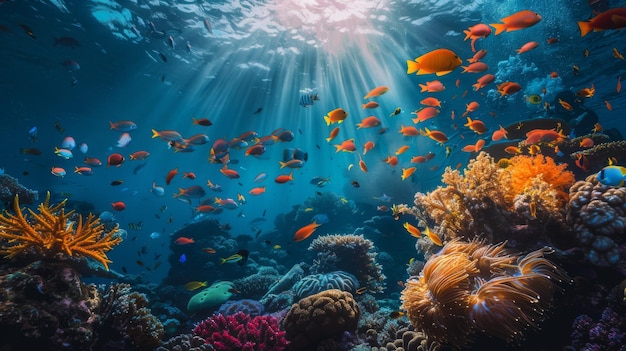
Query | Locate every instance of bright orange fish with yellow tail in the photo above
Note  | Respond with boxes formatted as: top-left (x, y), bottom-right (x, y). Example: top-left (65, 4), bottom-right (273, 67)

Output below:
top-left (407, 48), bottom-right (462, 76)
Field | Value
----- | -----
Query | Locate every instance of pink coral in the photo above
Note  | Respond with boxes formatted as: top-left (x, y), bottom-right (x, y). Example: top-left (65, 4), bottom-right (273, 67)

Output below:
top-left (193, 312), bottom-right (288, 351)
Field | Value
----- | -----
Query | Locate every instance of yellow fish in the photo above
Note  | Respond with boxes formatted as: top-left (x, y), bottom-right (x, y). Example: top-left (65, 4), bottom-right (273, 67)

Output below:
top-left (273, 244), bottom-right (282, 249)
top-left (184, 281), bottom-right (208, 291)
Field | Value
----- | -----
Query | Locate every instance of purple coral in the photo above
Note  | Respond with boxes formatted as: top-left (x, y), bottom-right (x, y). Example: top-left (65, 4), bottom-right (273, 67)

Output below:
top-left (193, 312), bottom-right (288, 351)
top-left (571, 308), bottom-right (626, 351)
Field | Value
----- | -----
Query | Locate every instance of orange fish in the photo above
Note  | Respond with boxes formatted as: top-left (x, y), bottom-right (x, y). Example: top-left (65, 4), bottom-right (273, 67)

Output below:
top-left (335, 139), bottom-right (357, 153)
top-left (420, 97), bottom-right (442, 107)
top-left (274, 172), bottom-right (294, 183)
top-left (195, 205), bottom-right (217, 213)
top-left (550, 71), bottom-right (559, 78)
top-left (613, 48), bottom-right (624, 60)
top-left (356, 116), bottom-right (381, 129)
top-left (473, 74), bottom-right (495, 91)
top-left (399, 125), bottom-right (420, 137)
top-left (293, 221), bottom-right (322, 242)
top-left (165, 167), bottom-right (178, 185)
top-left (324, 108), bottom-right (348, 126)
top-left (111, 201), bottom-right (126, 211)
top-left (491, 125), bottom-right (508, 141)
top-left (220, 167), bottom-right (240, 179)
top-left (364, 86), bottom-right (389, 99)
top-left (575, 154), bottom-right (590, 172)
top-left (491, 10), bottom-right (542, 35)
top-left (461, 62), bottom-right (488, 73)
top-left (403, 222), bottom-right (421, 238)
top-left (183, 172), bottom-right (196, 180)
top-left (383, 155), bottom-right (399, 167)
top-left (411, 107), bottom-right (440, 123)
top-left (326, 127), bottom-right (340, 142)
top-left (395, 145), bottom-right (410, 155)
top-left (418, 80), bottom-right (445, 92)
top-left (497, 81), bottom-right (522, 96)
top-left (576, 84), bottom-right (595, 98)
top-left (363, 141), bottom-right (375, 155)
top-left (579, 138), bottom-right (594, 148)
top-left (617, 76), bottom-right (622, 94)
top-left (546, 37), bottom-right (559, 44)
top-left (358, 156), bottom-right (368, 173)
top-left (592, 123), bottom-right (603, 133)
top-left (202, 247), bottom-right (216, 254)
top-left (461, 139), bottom-right (485, 153)
top-left (504, 146), bottom-right (522, 155)
top-left (362, 101), bottom-right (380, 109)
top-left (423, 226), bottom-right (443, 246)
top-left (462, 101), bottom-right (480, 117)
top-left (401, 167), bottom-right (417, 181)
top-left (578, 8), bottom-right (626, 36)
top-left (463, 24), bottom-right (492, 52)
top-left (411, 155), bottom-right (427, 164)
top-left (516, 41), bottom-right (539, 54)
top-left (558, 98), bottom-right (573, 111)
top-left (422, 128), bottom-right (448, 143)
top-left (464, 117), bottom-right (487, 134)
top-left (175, 237), bottom-right (195, 245)
top-left (605, 100), bottom-right (613, 111)
top-left (129, 150), bottom-right (150, 160)
top-left (248, 187), bottom-right (266, 195)
top-left (467, 49), bottom-right (487, 63)
top-left (107, 153), bottom-right (125, 167)
top-left (407, 48), bottom-right (462, 76)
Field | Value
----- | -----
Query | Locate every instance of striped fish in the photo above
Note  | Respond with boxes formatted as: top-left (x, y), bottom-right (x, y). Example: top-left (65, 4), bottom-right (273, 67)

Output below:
top-left (299, 93), bottom-right (319, 107)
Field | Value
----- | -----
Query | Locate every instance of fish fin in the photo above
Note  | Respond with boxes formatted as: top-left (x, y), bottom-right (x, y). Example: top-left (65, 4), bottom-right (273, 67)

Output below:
top-left (324, 115), bottom-right (331, 126)
top-left (490, 23), bottom-right (507, 35)
top-left (151, 129), bottom-right (159, 138)
top-left (406, 60), bottom-right (420, 75)
top-left (435, 70), bottom-right (453, 76)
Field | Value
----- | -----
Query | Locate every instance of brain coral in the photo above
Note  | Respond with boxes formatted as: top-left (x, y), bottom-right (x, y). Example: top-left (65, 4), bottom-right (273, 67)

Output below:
top-left (401, 239), bottom-right (570, 349)
top-left (566, 174), bottom-right (626, 267)
top-left (282, 289), bottom-right (360, 351)
top-left (292, 271), bottom-right (359, 299)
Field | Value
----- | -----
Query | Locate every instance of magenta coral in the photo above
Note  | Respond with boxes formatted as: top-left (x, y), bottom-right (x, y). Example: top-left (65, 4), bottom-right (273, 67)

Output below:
top-left (193, 312), bottom-right (288, 351)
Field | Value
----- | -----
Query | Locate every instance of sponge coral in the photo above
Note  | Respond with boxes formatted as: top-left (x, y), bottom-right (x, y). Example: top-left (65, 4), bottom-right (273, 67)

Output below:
top-left (400, 239), bottom-right (570, 349)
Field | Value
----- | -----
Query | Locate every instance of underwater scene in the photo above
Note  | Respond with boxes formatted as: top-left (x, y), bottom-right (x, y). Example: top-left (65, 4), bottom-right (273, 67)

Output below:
top-left (2, 0), bottom-right (626, 350)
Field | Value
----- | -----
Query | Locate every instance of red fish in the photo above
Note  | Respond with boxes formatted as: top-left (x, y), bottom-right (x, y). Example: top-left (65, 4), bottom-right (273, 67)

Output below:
top-left (274, 172), bottom-right (294, 183)
top-left (578, 8), bottom-right (626, 37)
top-left (107, 153), bottom-right (125, 167)
top-left (491, 10), bottom-right (542, 35)
top-left (165, 167), bottom-right (178, 185)
top-left (111, 201), bottom-right (126, 211)
top-left (334, 139), bottom-right (357, 153)
top-left (175, 237), bottom-right (195, 245)
top-left (293, 221), bottom-right (322, 242)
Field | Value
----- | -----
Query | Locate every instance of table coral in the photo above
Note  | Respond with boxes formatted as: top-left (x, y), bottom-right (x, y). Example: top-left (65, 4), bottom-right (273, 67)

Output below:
top-left (291, 271), bottom-right (359, 299)
top-left (566, 174), bottom-right (626, 267)
top-left (400, 239), bottom-right (570, 349)
top-left (193, 311), bottom-right (288, 351)
top-left (0, 193), bottom-right (122, 270)
top-left (282, 289), bottom-right (359, 351)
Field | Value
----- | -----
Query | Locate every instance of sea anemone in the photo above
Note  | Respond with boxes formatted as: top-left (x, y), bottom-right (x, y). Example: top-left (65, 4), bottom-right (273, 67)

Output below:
top-left (401, 239), bottom-right (570, 349)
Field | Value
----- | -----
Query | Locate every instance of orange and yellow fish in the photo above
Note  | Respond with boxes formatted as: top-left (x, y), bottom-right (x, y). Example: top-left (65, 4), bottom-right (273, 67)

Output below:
top-left (407, 48), bottom-right (462, 76)
top-left (324, 108), bottom-right (348, 126)
top-left (294, 221), bottom-right (322, 242)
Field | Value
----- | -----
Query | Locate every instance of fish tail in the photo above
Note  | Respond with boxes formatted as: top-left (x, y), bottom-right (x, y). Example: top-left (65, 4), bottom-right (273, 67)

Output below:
top-left (324, 115), bottom-right (331, 126)
top-left (220, 258), bottom-right (226, 264)
top-left (406, 60), bottom-right (420, 75)
top-left (279, 161), bottom-right (286, 169)
top-left (577, 21), bottom-right (592, 37)
top-left (463, 29), bottom-right (471, 41)
top-left (151, 129), bottom-right (159, 138)
top-left (418, 83), bottom-right (428, 92)
top-left (109, 121), bottom-right (115, 130)
top-left (490, 23), bottom-right (506, 35)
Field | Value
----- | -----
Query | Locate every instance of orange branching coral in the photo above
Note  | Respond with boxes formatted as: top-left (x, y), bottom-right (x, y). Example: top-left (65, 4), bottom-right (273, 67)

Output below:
top-left (401, 239), bottom-right (570, 349)
top-left (500, 154), bottom-right (575, 205)
top-left (0, 193), bottom-right (121, 270)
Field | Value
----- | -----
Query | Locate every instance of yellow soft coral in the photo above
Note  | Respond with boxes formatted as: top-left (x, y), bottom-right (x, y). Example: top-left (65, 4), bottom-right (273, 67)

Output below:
top-left (500, 154), bottom-right (575, 205)
top-left (0, 192), bottom-right (121, 270)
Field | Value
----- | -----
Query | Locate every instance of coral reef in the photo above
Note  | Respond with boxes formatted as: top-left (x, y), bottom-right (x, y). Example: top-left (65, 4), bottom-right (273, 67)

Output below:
top-left (0, 192), bottom-right (122, 270)
top-left (193, 311), bottom-right (288, 350)
top-left (566, 174), bottom-right (626, 267)
top-left (187, 281), bottom-right (234, 311)
top-left (400, 239), bottom-right (570, 349)
top-left (232, 266), bottom-right (280, 300)
top-left (0, 173), bottom-right (38, 210)
top-left (571, 307), bottom-right (626, 351)
top-left (156, 334), bottom-right (213, 351)
top-left (309, 234), bottom-right (386, 293)
top-left (411, 152), bottom-right (573, 251)
top-left (217, 299), bottom-right (265, 316)
top-left (571, 140), bottom-right (626, 172)
top-left (0, 262), bottom-right (163, 350)
top-left (383, 328), bottom-right (440, 351)
top-left (101, 283), bottom-right (165, 350)
top-left (282, 289), bottom-right (359, 351)
top-left (292, 271), bottom-right (359, 299)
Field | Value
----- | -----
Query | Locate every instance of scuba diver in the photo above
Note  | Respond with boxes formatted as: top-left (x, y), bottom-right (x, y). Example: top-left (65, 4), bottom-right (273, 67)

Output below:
top-left (549, 90), bottom-right (623, 140)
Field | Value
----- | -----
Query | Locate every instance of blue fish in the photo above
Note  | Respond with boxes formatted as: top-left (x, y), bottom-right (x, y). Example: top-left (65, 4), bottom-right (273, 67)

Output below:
top-left (312, 213), bottom-right (329, 224)
top-left (179, 253), bottom-right (187, 263)
top-left (597, 165), bottom-right (626, 187)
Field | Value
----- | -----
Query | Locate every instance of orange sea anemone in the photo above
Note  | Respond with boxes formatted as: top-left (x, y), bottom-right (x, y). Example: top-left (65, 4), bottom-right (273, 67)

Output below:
top-left (500, 154), bottom-right (575, 204)
top-left (401, 239), bottom-right (570, 349)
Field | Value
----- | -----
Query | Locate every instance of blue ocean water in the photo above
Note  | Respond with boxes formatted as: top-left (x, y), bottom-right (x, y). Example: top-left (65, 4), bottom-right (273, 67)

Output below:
top-left (1, 0), bottom-right (626, 349)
